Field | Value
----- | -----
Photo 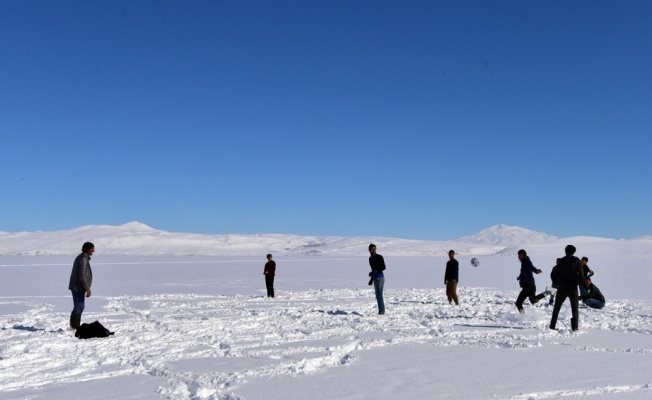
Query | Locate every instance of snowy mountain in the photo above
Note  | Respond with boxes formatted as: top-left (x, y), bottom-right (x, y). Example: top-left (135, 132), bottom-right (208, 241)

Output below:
top-left (456, 224), bottom-right (557, 246)
top-left (0, 222), bottom-right (641, 257)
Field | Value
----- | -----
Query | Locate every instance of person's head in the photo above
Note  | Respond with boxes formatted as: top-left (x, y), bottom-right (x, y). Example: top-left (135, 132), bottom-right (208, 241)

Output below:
top-left (581, 256), bottom-right (589, 263)
top-left (586, 277), bottom-right (592, 286)
top-left (565, 245), bottom-right (576, 255)
top-left (517, 249), bottom-right (527, 260)
top-left (448, 250), bottom-right (455, 259)
top-left (368, 244), bottom-right (377, 255)
top-left (266, 253), bottom-right (273, 260)
top-left (81, 242), bottom-right (95, 255)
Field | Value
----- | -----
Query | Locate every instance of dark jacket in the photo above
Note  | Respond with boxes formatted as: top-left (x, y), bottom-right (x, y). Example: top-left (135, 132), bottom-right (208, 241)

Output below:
top-left (583, 264), bottom-right (594, 279)
top-left (550, 265), bottom-right (559, 286)
top-left (580, 283), bottom-right (605, 303)
top-left (369, 254), bottom-right (386, 278)
top-left (518, 256), bottom-right (537, 287)
top-left (445, 259), bottom-right (459, 282)
top-left (264, 260), bottom-right (276, 277)
top-left (555, 255), bottom-right (586, 289)
top-left (69, 252), bottom-right (92, 292)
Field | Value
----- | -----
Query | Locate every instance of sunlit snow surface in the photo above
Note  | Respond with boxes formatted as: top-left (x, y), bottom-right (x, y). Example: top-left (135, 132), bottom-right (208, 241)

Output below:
top-left (1, 255), bottom-right (652, 399)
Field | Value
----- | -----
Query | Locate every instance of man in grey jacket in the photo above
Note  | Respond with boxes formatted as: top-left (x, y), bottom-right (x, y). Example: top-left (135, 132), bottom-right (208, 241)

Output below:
top-left (68, 242), bottom-right (94, 329)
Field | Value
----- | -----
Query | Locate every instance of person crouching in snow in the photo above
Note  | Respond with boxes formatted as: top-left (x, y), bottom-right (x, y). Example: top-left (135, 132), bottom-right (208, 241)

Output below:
top-left (580, 278), bottom-right (605, 309)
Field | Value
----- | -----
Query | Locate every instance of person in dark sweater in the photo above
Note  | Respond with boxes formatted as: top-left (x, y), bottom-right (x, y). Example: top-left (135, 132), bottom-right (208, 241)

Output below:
top-left (368, 244), bottom-right (386, 315)
top-left (514, 249), bottom-right (547, 313)
top-left (444, 250), bottom-right (459, 305)
top-left (580, 278), bottom-right (605, 309)
top-left (550, 245), bottom-right (589, 331)
top-left (263, 254), bottom-right (276, 298)
top-left (578, 257), bottom-right (595, 296)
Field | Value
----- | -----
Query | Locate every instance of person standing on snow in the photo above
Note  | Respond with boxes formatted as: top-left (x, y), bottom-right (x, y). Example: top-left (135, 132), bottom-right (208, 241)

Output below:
top-left (263, 254), bottom-right (276, 298)
top-left (68, 242), bottom-right (94, 329)
top-left (548, 258), bottom-right (561, 306)
top-left (514, 249), bottom-right (548, 313)
top-left (368, 244), bottom-right (386, 315)
top-left (444, 250), bottom-right (459, 305)
top-left (578, 256), bottom-right (594, 296)
top-left (550, 245), bottom-right (589, 331)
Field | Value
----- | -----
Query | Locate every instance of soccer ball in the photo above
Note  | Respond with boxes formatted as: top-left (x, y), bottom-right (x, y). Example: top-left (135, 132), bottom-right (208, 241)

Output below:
top-left (470, 257), bottom-right (480, 267)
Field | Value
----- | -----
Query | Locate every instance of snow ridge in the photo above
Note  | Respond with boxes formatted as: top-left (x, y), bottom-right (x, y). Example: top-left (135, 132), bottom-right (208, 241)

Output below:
top-left (0, 221), bottom-right (505, 256)
top-left (0, 222), bottom-right (638, 257)
top-left (456, 224), bottom-right (557, 246)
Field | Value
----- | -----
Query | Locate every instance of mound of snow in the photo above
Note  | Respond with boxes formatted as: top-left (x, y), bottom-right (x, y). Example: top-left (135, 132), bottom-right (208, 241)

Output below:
top-left (456, 224), bottom-right (557, 246)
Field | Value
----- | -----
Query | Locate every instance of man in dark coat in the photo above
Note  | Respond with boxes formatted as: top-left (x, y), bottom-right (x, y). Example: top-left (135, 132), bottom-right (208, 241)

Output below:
top-left (550, 245), bottom-right (589, 331)
top-left (515, 249), bottom-right (546, 313)
top-left (263, 254), bottom-right (276, 298)
top-left (68, 242), bottom-right (94, 329)
top-left (368, 244), bottom-right (386, 315)
top-left (444, 250), bottom-right (459, 305)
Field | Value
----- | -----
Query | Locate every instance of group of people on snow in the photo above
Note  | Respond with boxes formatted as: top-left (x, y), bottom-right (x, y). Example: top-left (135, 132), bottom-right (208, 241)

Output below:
top-left (514, 244), bottom-right (606, 331)
top-left (67, 241), bottom-right (605, 333)
top-left (364, 244), bottom-right (606, 332)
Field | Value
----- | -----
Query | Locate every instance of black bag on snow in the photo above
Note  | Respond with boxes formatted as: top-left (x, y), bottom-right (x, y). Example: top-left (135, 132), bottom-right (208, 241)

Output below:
top-left (75, 320), bottom-right (115, 339)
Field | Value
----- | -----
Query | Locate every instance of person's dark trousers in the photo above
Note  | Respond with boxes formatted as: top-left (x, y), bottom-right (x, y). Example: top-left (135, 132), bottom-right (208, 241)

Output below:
top-left (265, 276), bottom-right (275, 298)
top-left (515, 282), bottom-right (544, 311)
top-left (550, 286), bottom-right (579, 330)
top-left (70, 290), bottom-right (85, 329)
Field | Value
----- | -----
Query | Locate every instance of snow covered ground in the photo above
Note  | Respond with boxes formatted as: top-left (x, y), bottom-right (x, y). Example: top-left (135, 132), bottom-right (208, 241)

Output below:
top-left (1, 250), bottom-right (652, 399)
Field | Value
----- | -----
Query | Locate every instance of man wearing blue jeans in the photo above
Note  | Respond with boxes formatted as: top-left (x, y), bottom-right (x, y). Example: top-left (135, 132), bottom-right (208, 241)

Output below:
top-left (368, 244), bottom-right (386, 315)
top-left (68, 242), bottom-right (94, 329)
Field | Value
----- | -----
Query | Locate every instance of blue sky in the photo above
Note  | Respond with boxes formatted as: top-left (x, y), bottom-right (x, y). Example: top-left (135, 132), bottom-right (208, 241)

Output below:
top-left (1, 0), bottom-right (651, 240)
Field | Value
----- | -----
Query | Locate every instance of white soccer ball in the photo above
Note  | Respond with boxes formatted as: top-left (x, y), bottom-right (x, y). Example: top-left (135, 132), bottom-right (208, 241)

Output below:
top-left (470, 257), bottom-right (480, 267)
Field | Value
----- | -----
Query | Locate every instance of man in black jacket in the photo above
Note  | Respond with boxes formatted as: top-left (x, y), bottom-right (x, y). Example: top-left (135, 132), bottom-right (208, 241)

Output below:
top-left (263, 254), bottom-right (276, 298)
top-left (444, 250), bottom-right (459, 305)
top-left (368, 244), bottom-right (386, 315)
top-left (550, 245), bottom-right (588, 331)
top-left (515, 249), bottom-right (546, 313)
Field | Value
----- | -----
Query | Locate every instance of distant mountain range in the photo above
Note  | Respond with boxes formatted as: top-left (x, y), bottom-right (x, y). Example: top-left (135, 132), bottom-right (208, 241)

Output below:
top-left (3, 221), bottom-right (645, 257)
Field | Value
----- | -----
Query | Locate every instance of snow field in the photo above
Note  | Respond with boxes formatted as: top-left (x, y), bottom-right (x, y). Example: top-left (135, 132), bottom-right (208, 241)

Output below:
top-left (1, 256), bottom-right (652, 399)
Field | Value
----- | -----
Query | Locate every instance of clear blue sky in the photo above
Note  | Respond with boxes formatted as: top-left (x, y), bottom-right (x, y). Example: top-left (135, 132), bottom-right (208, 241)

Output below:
top-left (1, 1), bottom-right (651, 240)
